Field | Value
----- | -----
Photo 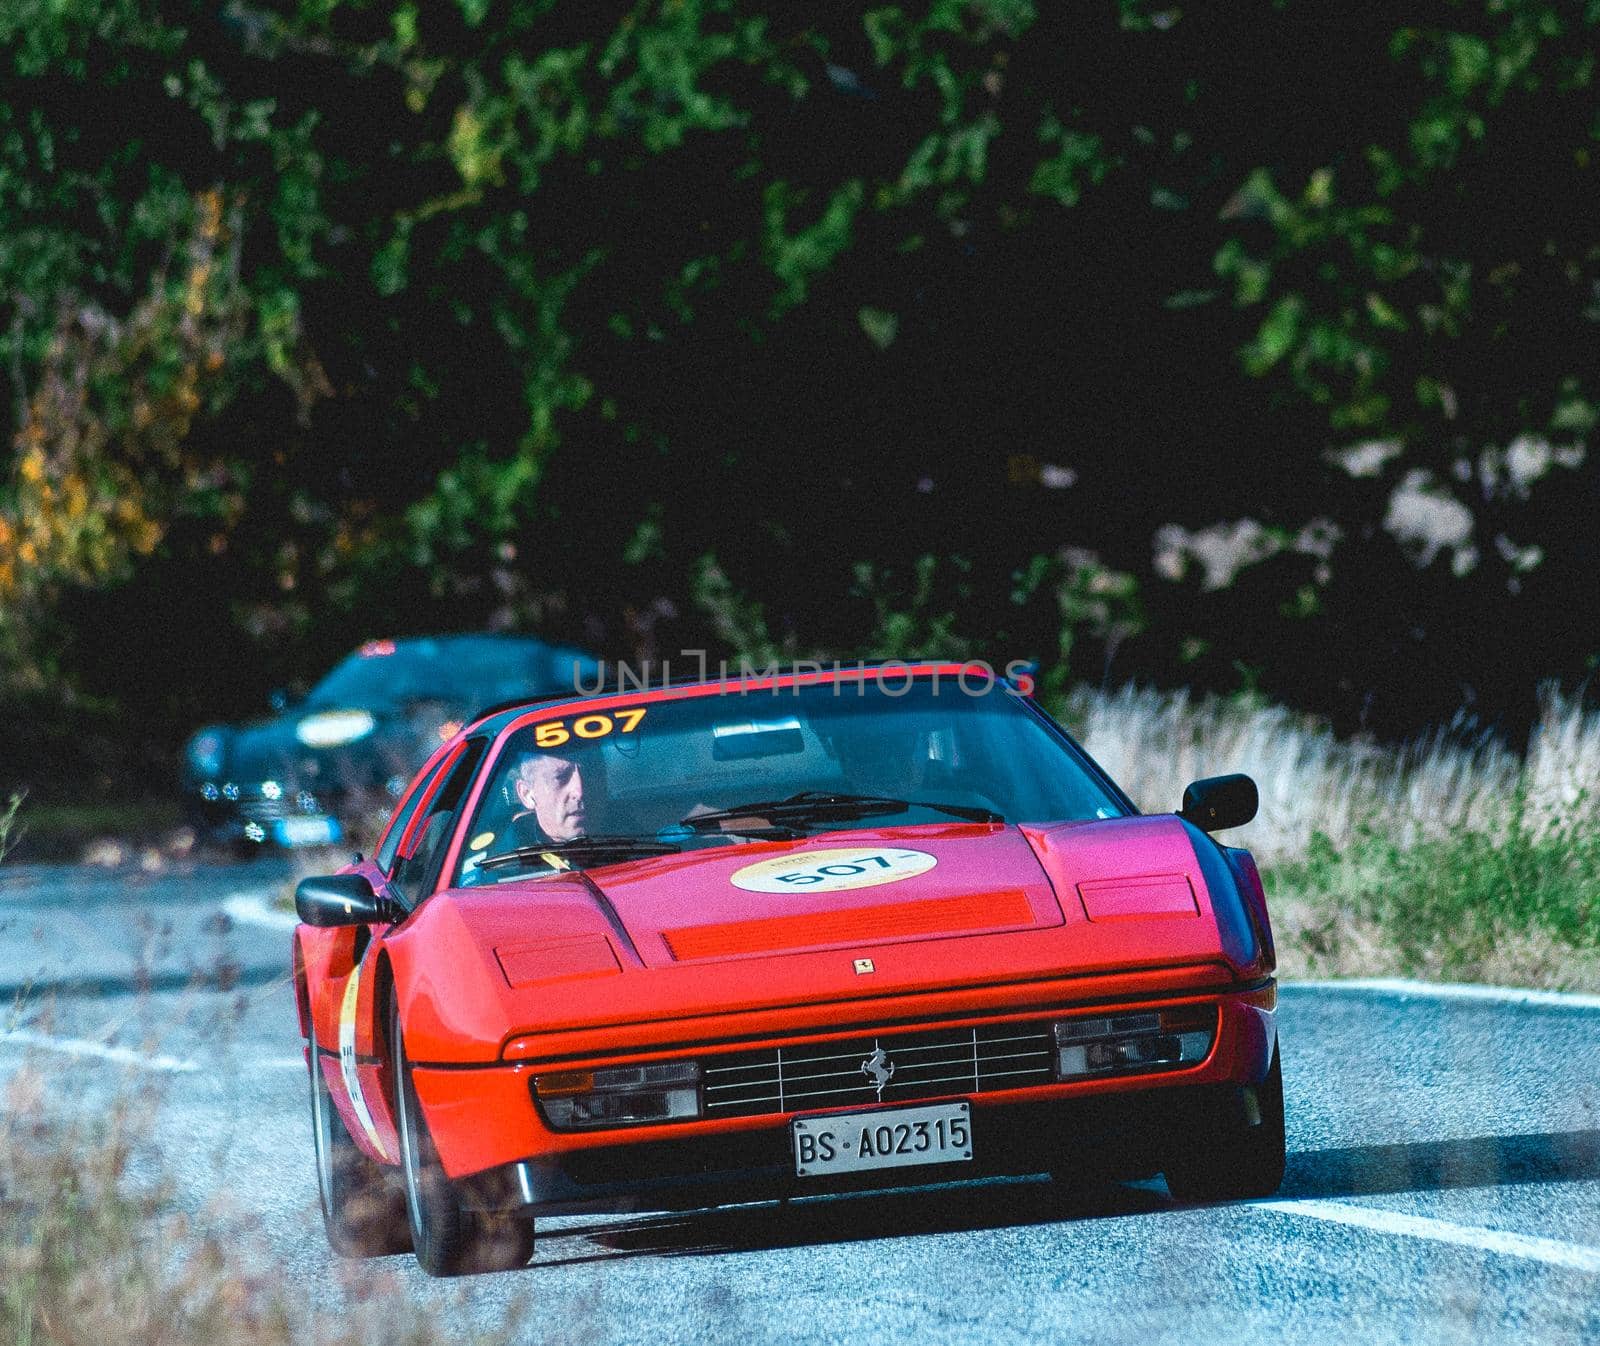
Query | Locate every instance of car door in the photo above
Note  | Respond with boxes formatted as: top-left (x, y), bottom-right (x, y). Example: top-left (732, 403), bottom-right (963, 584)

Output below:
top-left (341, 737), bottom-right (488, 1161)
top-left (300, 742), bottom-right (458, 1161)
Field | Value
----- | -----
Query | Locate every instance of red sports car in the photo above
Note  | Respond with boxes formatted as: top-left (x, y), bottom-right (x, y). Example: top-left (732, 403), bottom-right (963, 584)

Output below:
top-left (293, 664), bottom-right (1282, 1276)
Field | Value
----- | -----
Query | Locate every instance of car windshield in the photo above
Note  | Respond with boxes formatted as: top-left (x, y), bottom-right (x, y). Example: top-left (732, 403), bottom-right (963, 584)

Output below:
top-left (304, 638), bottom-right (586, 712)
top-left (455, 677), bottom-right (1126, 884)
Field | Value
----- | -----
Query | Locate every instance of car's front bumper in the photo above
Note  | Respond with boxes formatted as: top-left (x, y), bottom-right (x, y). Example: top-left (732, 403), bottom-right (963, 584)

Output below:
top-left (474, 1083), bottom-right (1264, 1216)
top-left (409, 979), bottom-right (1278, 1205)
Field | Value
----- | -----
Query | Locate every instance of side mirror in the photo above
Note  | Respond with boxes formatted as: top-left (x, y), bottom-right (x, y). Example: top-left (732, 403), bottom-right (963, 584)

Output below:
top-left (295, 872), bottom-right (402, 927)
top-left (1179, 773), bottom-right (1258, 833)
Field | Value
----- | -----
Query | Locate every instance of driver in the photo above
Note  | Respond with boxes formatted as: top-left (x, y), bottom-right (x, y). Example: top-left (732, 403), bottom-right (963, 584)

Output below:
top-left (510, 751), bottom-right (589, 844)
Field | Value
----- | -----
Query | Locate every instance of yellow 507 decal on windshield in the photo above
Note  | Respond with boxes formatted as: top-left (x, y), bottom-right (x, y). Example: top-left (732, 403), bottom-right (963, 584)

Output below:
top-left (534, 706), bottom-right (647, 748)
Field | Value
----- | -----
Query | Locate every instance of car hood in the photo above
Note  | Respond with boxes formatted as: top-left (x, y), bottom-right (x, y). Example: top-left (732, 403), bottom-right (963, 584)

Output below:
top-left (585, 822), bottom-right (1065, 967)
top-left (385, 816), bottom-right (1267, 1063)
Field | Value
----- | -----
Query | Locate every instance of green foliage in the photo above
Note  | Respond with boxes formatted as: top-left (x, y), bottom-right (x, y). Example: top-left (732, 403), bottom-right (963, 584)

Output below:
top-left (689, 548), bottom-right (1142, 680)
top-left (766, 179), bottom-right (866, 313)
top-left (1216, 4), bottom-right (1600, 450)
top-left (690, 553), bottom-right (789, 667)
top-left (1030, 119), bottom-right (1110, 207)
top-left (850, 554), bottom-right (976, 661)
top-left (1270, 792), bottom-right (1600, 976)
top-left (5, 1), bottom-right (1600, 779)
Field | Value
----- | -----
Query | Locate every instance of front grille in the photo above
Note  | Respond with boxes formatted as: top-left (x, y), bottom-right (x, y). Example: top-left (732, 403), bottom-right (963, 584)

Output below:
top-left (702, 1022), bottom-right (1055, 1119)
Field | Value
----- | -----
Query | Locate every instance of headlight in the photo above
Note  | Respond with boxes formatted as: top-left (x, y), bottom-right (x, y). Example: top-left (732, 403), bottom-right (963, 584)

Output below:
top-left (187, 730), bottom-right (226, 778)
top-left (533, 1062), bottom-right (702, 1130)
top-left (1051, 1006), bottom-right (1214, 1079)
top-left (294, 708), bottom-right (375, 748)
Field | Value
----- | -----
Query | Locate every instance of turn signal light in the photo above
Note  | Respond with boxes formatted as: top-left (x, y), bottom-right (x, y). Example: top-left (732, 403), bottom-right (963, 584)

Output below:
top-left (532, 1070), bottom-right (595, 1098)
top-left (533, 1061), bottom-right (702, 1130)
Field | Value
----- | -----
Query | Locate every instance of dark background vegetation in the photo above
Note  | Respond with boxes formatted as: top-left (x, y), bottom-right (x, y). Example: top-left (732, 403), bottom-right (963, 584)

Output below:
top-left (3, 0), bottom-right (1598, 801)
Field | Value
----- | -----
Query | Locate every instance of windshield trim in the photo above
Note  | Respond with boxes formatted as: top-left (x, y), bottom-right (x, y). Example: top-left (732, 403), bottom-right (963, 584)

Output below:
top-left (479, 662), bottom-right (1001, 737)
top-left (438, 665), bottom-right (1130, 889)
top-left (1014, 693), bottom-right (1140, 819)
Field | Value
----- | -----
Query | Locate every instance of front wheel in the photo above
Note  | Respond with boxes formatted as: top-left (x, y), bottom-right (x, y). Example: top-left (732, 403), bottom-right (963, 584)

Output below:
top-left (391, 998), bottom-right (536, 1277)
top-left (1163, 1046), bottom-right (1286, 1203)
top-left (306, 1032), bottom-right (410, 1257)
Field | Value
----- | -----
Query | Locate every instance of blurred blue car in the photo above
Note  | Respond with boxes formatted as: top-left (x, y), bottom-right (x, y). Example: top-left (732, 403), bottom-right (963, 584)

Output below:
top-left (181, 634), bottom-right (600, 851)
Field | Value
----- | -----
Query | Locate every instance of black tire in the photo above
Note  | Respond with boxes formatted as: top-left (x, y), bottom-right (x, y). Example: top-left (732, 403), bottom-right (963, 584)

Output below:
top-left (391, 998), bottom-right (536, 1277)
top-left (1163, 1046), bottom-right (1286, 1203)
top-left (306, 1032), bottom-right (411, 1257)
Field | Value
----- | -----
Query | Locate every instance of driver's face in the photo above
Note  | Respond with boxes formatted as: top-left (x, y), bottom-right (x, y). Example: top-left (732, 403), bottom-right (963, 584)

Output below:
top-left (514, 754), bottom-right (588, 842)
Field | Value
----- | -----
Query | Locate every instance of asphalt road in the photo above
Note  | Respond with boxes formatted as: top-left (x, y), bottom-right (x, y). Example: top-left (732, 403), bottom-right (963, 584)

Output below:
top-left (2, 859), bottom-right (1597, 1345)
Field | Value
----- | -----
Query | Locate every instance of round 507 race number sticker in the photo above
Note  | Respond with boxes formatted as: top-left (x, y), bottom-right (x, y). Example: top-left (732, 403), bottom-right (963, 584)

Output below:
top-left (730, 847), bottom-right (938, 894)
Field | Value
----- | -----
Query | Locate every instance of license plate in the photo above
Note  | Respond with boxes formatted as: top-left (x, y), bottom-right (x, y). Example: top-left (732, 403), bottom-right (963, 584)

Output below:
top-left (792, 1101), bottom-right (972, 1178)
top-left (273, 815), bottom-right (341, 847)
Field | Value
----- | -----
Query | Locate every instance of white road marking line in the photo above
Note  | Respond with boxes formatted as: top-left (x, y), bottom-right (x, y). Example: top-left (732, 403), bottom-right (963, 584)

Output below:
top-left (1254, 1198), bottom-right (1600, 1274)
top-left (0, 1027), bottom-right (197, 1073)
top-left (222, 889), bottom-right (298, 932)
top-left (1283, 978), bottom-right (1600, 1011)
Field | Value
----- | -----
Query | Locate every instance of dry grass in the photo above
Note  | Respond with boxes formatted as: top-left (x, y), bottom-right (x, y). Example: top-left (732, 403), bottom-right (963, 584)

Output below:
top-left (0, 793), bottom-right (21, 865)
top-left (1067, 683), bottom-right (1600, 863)
top-left (1076, 686), bottom-right (1524, 861)
top-left (0, 1067), bottom-right (520, 1346)
top-left (0, 803), bottom-right (521, 1346)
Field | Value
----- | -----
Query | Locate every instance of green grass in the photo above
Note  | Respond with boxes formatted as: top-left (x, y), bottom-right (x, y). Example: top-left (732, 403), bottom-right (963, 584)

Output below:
top-left (1267, 790), bottom-right (1600, 983)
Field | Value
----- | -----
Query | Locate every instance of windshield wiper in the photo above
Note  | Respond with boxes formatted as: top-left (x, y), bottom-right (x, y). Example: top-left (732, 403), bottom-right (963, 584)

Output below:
top-left (681, 790), bottom-right (1002, 833)
top-left (476, 835), bottom-right (682, 872)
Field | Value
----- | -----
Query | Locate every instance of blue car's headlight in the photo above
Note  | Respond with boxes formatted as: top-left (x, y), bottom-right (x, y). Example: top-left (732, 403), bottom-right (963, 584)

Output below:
top-left (187, 729), bottom-right (226, 779)
top-left (295, 709), bottom-right (376, 748)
